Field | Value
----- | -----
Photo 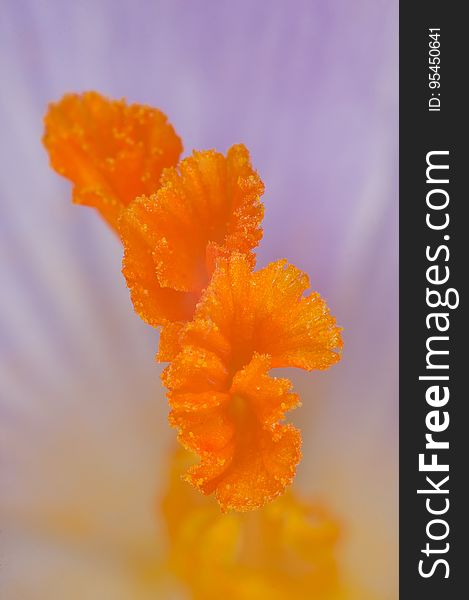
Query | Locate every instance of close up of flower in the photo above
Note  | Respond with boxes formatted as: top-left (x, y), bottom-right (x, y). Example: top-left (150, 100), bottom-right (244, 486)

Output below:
top-left (163, 253), bottom-right (342, 511)
top-left (42, 90), bottom-right (342, 512)
top-left (2, 1), bottom-right (398, 595)
top-left (43, 91), bottom-right (183, 231)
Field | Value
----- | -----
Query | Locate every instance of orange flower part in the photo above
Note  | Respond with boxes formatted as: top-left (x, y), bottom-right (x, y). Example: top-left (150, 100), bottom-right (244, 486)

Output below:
top-left (162, 447), bottom-right (347, 600)
top-left (163, 253), bottom-right (343, 511)
top-left (119, 144), bottom-right (265, 338)
top-left (43, 91), bottom-right (182, 231)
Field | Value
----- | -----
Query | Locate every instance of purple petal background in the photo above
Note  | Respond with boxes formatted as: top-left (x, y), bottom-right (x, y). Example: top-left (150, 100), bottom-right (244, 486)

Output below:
top-left (0, 1), bottom-right (398, 598)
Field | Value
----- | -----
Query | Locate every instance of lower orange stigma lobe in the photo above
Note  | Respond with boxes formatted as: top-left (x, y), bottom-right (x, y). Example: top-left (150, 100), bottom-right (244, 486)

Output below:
top-left (163, 253), bottom-right (342, 511)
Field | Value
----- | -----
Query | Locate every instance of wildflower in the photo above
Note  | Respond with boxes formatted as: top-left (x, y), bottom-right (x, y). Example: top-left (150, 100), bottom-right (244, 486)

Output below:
top-left (42, 92), bottom-right (342, 511)
top-left (119, 143), bottom-right (265, 359)
top-left (163, 253), bottom-right (343, 511)
top-left (42, 91), bottom-right (182, 231)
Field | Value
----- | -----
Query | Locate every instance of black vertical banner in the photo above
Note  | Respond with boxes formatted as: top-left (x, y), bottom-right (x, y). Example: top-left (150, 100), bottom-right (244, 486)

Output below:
top-left (400, 2), bottom-right (466, 598)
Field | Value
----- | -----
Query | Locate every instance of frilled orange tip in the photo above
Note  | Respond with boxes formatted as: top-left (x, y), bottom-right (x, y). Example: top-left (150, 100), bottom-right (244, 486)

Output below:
top-left (162, 253), bottom-right (343, 511)
top-left (42, 91), bottom-right (183, 231)
top-left (119, 144), bottom-right (265, 333)
top-left (162, 447), bottom-right (344, 600)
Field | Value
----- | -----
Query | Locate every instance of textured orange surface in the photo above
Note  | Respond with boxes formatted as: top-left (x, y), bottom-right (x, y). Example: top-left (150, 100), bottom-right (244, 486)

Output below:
top-left (120, 144), bottom-right (265, 331)
top-left (43, 92), bottom-right (344, 512)
top-left (43, 91), bottom-right (182, 231)
top-left (163, 253), bottom-right (343, 511)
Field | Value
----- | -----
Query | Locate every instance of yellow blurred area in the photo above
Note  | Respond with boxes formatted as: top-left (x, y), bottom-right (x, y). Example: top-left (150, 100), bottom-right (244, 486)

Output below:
top-left (161, 448), bottom-right (371, 599)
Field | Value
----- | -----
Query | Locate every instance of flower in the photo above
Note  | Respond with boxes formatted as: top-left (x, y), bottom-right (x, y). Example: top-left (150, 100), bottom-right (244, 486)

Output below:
top-left (119, 143), bottom-right (265, 359)
top-left (45, 88), bottom-right (338, 511)
top-left (42, 85), bottom-right (342, 511)
top-left (163, 253), bottom-right (342, 511)
top-left (2, 0), bottom-right (397, 594)
top-left (42, 91), bottom-right (183, 232)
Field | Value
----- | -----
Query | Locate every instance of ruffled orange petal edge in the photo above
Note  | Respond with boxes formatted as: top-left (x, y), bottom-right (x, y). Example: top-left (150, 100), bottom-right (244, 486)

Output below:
top-left (162, 254), bottom-right (342, 510)
top-left (119, 144), bottom-right (265, 332)
top-left (164, 352), bottom-right (302, 512)
top-left (43, 91), bottom-right (182, 231)
top-left (165, 252), bottom-right (343, 369)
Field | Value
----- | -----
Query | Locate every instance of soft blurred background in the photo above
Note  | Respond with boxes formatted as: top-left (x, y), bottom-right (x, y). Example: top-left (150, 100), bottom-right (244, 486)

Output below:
top-left (0, 1), bottom-right (398, 598)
